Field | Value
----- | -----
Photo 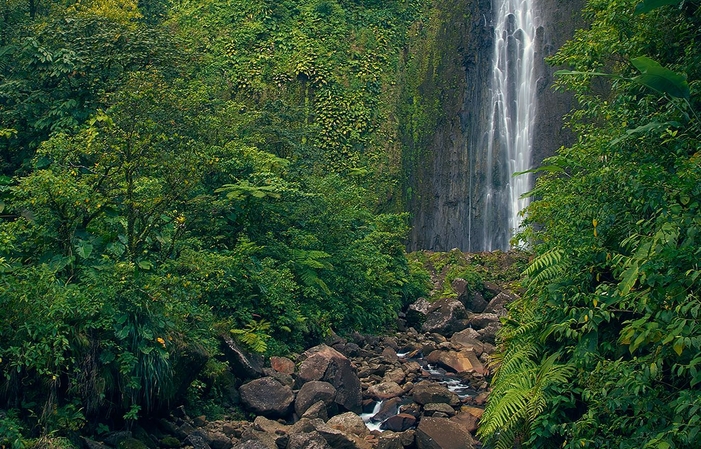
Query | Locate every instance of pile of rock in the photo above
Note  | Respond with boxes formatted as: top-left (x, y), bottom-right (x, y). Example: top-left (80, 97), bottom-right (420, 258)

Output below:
top-left (86, 280), bottom-right (514, 449)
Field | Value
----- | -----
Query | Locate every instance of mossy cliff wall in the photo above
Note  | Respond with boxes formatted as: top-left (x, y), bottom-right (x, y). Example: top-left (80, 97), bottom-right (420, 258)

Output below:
top-left (402, 0), bottom-right (584, 251)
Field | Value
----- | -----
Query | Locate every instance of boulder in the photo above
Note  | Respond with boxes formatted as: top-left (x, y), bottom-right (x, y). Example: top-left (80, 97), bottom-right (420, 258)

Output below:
top-left (207, 432), bottom-right (233, 449)
top-left (252, 416), bottom-right (288, 435)
top-left (451, 278), bottom-right (469, 298)
top-left (425, 349), bottom-right (484, 375)
top-left (302, 400), bottom-right (329, 421)
top-left (367, 381), bottom-right (404, 400)
top-left (460, 290), bottom-right (488, 313)
top-left (186, 434), bottom-right (212, 449)
top-left (295, 381), bottom-right (337, 417)
top-left (222, 336), bottom-right (264, 379)
top-left (239, 377), bottom-right (294, 418)
top-left (286, 432), bottom-right (331, 449)
top-left (289, 418), bottom-right (323, 435)
top-left (233, 442), bottom-right (270, 449)
top-left (450, 330), bottom-right (485, 355)
top-left (238, 428), bottom-right (278, 449)
top-left (423, 403), bottom-right (456, 417)
top-left (406, 298), bottom-right (432, 328)
top-left (326, 412), bottom-right (369, 438)
top-left (411, 382), bottom-right (459, 406)
top-left (371, 397), bottom-right (402, 423)
top-left (380, 413), bottom-right (416, 432)
top-left (477, 322), bottom-right (500, 345)
top-left (298, 345), bottom-right (362, 413)
top-left (421, 299), bottom-right (468, 336)
top-left (450, 407), bottom-right (483, 434)
top-left (383, 367), bottom-right (406, 384)
top-left (408, 297), bottom-right (432, 315)
top-left (466, 313), bottom-right (499, 330)
top-left (314, 422), bottom-right (371, 449)
top-left (484, 292), bottom-right (514, 316)
top-left (376, 432), bottom-right (403, 449)
top-left (415, 417), bottom-right (475, 449)
top-left (261, 368), bottom-right (294, 388)
top-left (381, 347), bottom-right (399, 363)
top-left (269, 356), bottom-right (295, 375)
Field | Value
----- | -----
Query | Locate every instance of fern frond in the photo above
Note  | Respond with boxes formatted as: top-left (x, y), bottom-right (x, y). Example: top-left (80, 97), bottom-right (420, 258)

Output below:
top-left (524, 247), bottom-right (565, 286)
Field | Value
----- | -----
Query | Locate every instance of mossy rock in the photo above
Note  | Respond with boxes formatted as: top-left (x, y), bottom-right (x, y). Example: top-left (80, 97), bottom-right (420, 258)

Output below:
top-left (118, 438), bottom-right (149, 449)
top-left (159, 436), bottom-right (181, 449)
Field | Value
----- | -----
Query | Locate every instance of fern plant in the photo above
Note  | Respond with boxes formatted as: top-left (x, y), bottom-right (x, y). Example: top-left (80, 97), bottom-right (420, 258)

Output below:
top-left (231, 319), bottom-right (271, 353)
top-left (479, 296), bottom-right (575, 449)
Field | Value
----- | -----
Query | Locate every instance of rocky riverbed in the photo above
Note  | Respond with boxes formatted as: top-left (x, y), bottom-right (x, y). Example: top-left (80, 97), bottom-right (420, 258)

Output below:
top-left (84, 251), bottom-right (523, 449)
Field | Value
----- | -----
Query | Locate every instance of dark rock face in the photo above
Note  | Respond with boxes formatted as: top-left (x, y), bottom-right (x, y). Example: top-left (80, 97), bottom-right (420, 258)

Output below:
top-left (222, 336), bottom-right (264, 380)
top-left (238, 377), bottom-right (294, 418)
top-left (406, 0), bottom-right (585, 251)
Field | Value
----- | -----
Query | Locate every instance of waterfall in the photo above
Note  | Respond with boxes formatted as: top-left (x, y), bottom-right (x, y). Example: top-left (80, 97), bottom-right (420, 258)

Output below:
top-left (481, 0), bottom-right (538, 251)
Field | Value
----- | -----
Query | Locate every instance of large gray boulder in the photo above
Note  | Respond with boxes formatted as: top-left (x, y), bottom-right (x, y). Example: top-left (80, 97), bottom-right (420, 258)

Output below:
top-left (238, 377), bottom-right (294, 418)
top-left (297, 345), bottom-right (362, 413)
top-left (421, 298), bottom-right (468, 336)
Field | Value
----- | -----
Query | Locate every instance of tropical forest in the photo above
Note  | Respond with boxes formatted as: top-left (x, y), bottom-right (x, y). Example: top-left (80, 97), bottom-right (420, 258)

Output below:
top-left (0, 0), bottom-right (699, 449)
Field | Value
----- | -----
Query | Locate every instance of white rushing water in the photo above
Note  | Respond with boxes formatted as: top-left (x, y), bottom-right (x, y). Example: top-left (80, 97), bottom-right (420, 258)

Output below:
top-left (483, 0), bottom-right (538, 250)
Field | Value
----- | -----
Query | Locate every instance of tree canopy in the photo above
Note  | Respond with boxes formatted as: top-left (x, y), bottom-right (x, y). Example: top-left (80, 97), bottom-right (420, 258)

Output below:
top-left (0, 0), bottom-right (431, 440)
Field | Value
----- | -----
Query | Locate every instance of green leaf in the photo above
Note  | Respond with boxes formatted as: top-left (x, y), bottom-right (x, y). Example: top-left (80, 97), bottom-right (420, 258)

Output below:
top-left (76, 242), bottom-right (93, 259)
top-left (631, 56), bottom-right (690, 99)
top-left (634, 0), bottom-right (684, 14)
top-left (619, 262), bottom-right (639, 295)
top-left (137, 260), bottom-right (153, 270)
top-left (673, 339), bottom-right (685, 356)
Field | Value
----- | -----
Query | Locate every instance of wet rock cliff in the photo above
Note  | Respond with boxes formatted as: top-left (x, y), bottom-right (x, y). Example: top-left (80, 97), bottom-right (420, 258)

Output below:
top-left (403, 0), bottom-right (585, 252)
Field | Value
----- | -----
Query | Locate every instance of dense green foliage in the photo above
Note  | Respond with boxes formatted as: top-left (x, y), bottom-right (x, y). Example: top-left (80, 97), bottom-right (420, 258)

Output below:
top-left (481, 1), bottom-right (701, 448)
top-left (0, 0), bottom-right (431, 441)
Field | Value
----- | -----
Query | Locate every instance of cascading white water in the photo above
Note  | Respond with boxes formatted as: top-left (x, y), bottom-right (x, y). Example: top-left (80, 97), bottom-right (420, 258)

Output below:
top-left (482, 0), bottom-right (538, 250)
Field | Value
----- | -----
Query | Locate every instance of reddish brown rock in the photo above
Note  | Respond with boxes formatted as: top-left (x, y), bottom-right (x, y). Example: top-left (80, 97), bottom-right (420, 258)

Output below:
top-left (270, 356), bottom-right (295, 375)
top-left (380, 413), bottom-right (417, 432)
top-left (367, 382), bottom-right (404, 400)
top-left (298, 345), bottom-right (362, 413)
top-left (426, 349), bottom-right (484, 375)
top-left (450, 406), bottom-right (484, 434)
